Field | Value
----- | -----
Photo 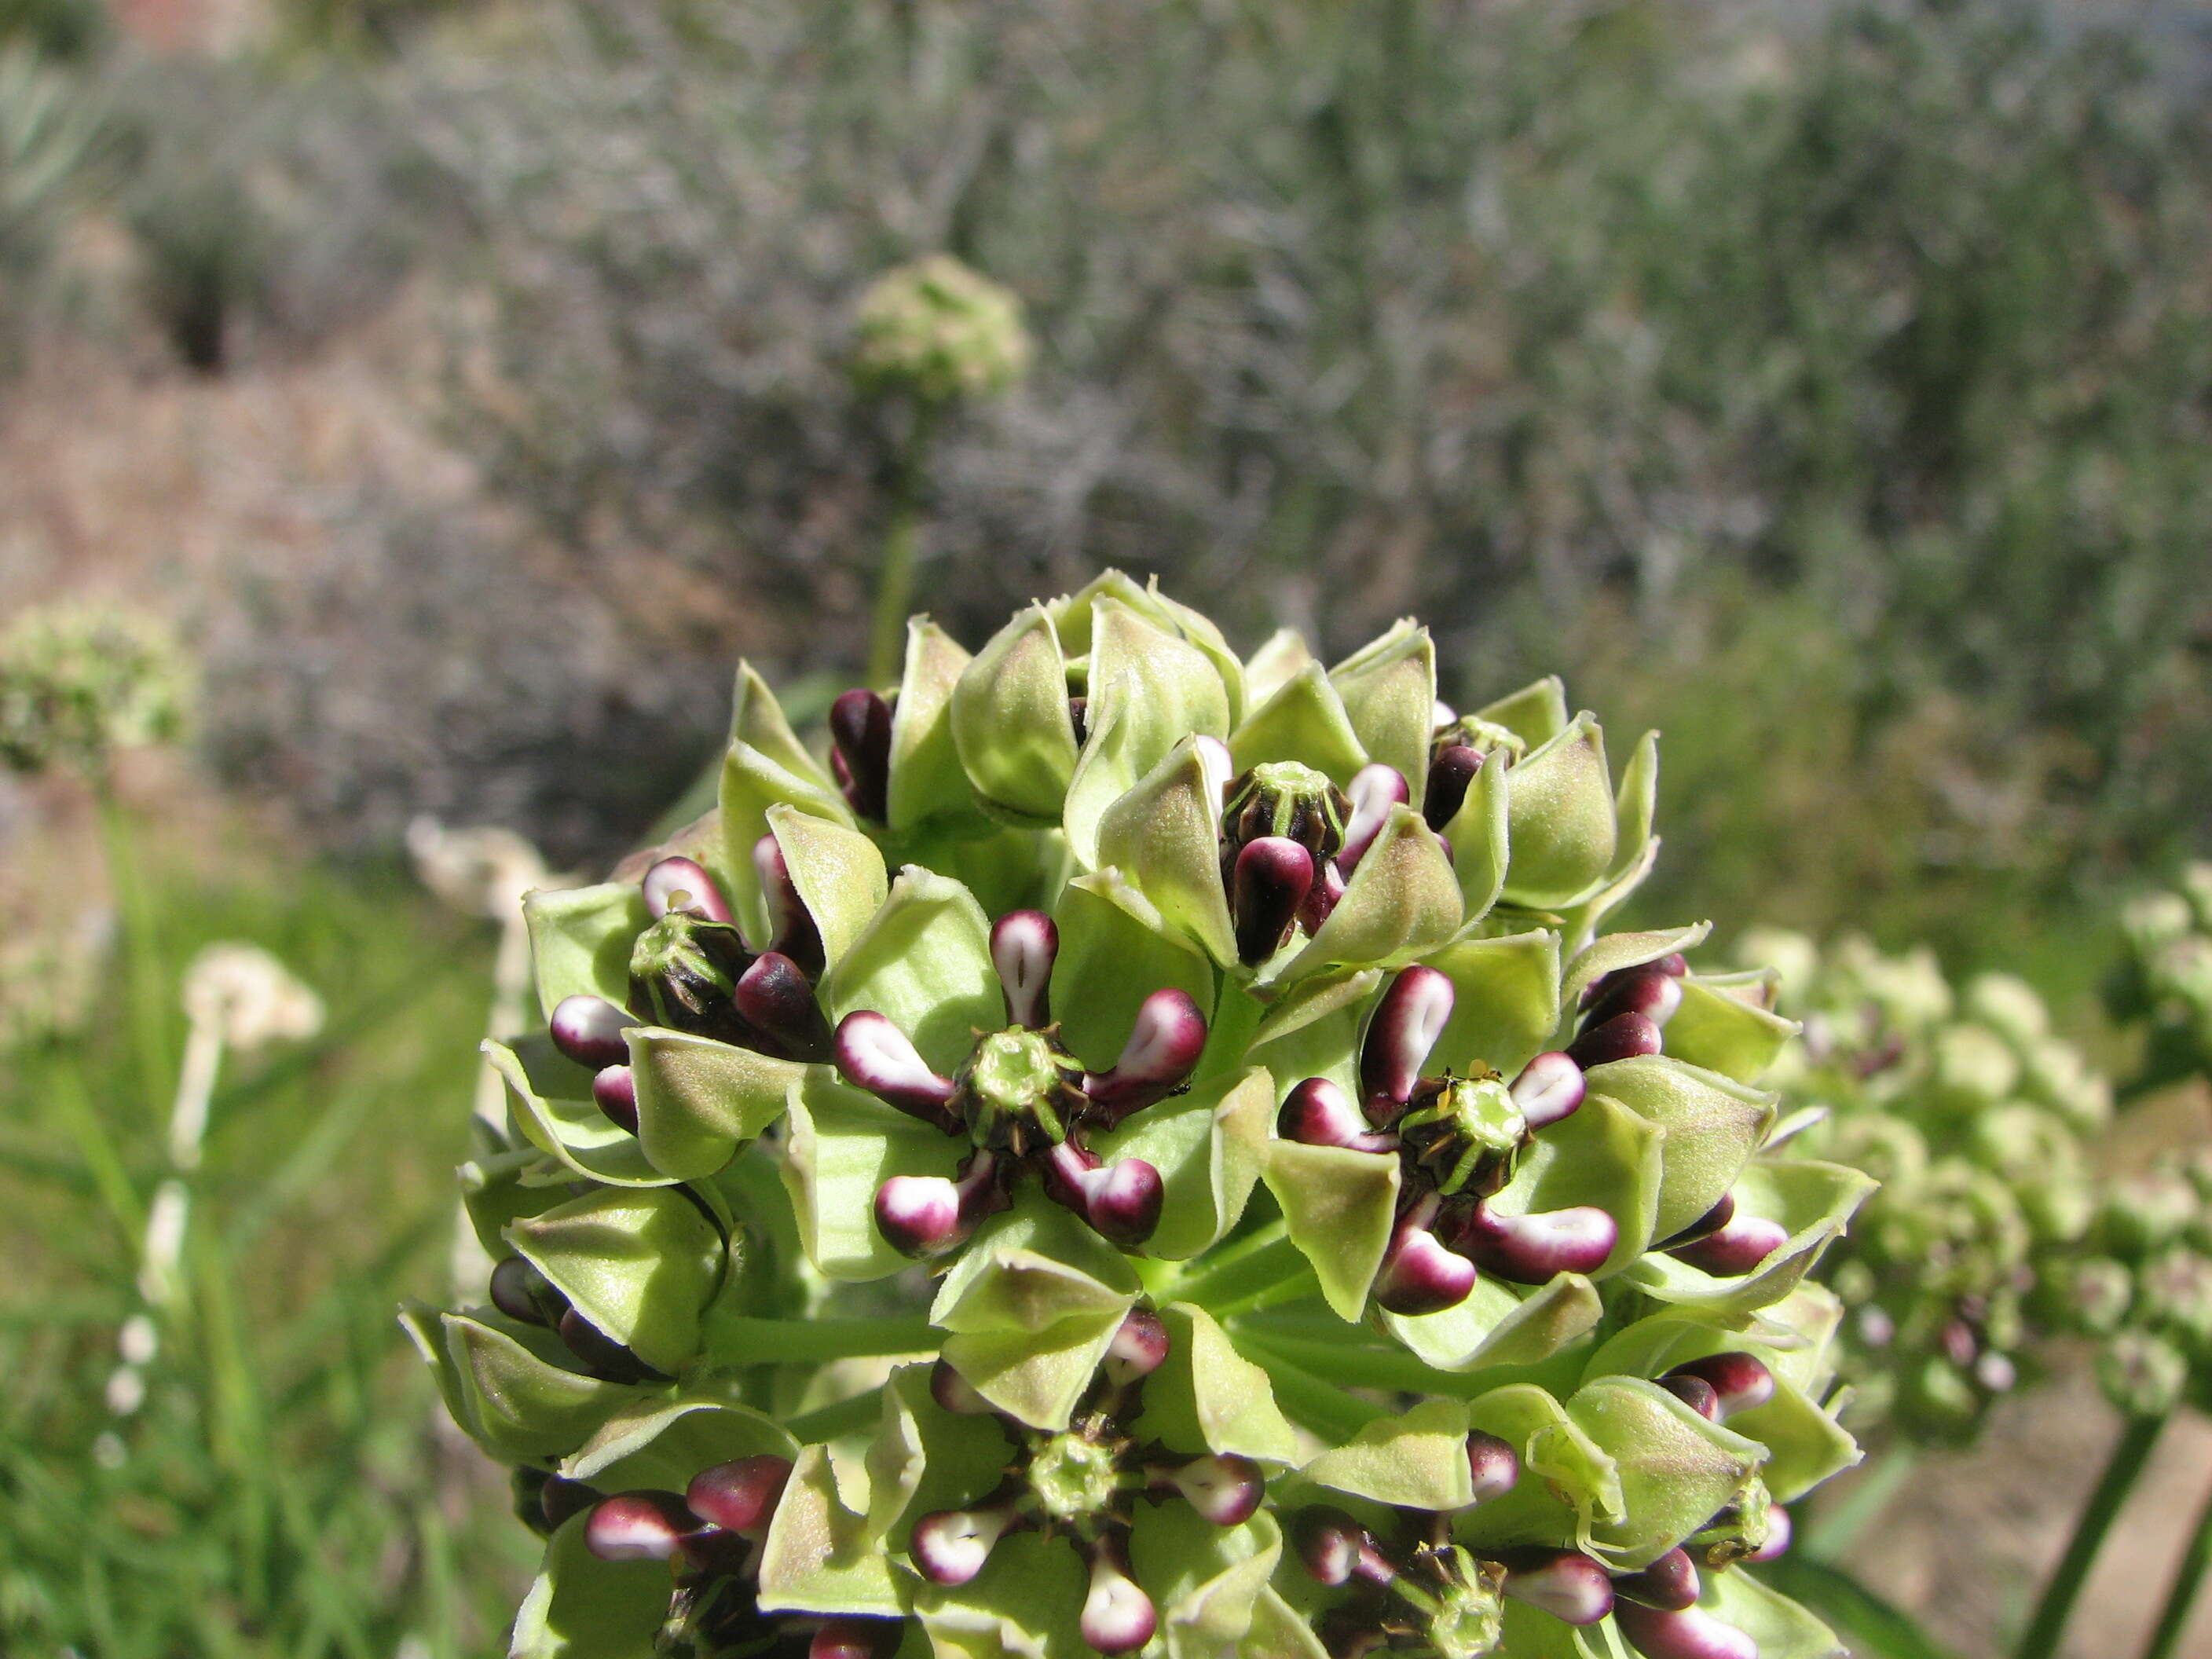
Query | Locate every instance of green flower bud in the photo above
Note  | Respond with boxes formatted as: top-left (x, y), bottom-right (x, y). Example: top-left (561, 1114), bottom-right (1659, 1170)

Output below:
top-left (851, 254), bottom-right (1030, 405)
top-left (0, 600), bottom-right (192, 775)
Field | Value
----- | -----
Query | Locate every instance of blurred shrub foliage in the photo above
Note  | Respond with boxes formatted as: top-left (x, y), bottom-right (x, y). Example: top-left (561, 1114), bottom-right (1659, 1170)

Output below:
top-left (410, 0), bottom-right (2212, 941)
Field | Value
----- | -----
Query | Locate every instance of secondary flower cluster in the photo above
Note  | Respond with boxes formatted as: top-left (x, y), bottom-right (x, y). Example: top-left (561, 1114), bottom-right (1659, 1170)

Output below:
top-left (1744, 931), bottom-right (2109, 1444)
top-left (2049, 1153), bottom-right (2212, 1419)
top-left (2115, 866), bottom-right (2212, 1090)
top-left (408, 575), bottom-right (1873, 1659)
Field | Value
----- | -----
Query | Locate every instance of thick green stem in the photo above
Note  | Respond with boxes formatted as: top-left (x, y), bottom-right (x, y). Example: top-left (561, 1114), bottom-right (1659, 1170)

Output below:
top-left (866, 404), bottom-right (938, 687)
top-left (1226, 1330), bottom-right (1489, 1397)
top-left (2015, 1414), bottom-right (2166, 1659)
top-left (2141, 1471), bottom-right (2212, 1659)
top-left (1174, 1230), bottom-right (1301, 1314)
top-left (786, 1385), bottom-right (888, 1444)
top-left (94, 778), bottom-right (173, 1121)
top-left (709, 1315), bottom-right (939, 1368)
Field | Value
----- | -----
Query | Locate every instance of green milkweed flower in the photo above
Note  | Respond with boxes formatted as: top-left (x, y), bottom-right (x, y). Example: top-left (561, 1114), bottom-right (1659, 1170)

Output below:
top-left (411, 577), bottom-right (1873, 1659)
top-left (853, 255), bottom-right (1032, 408)
top-left (1742, 931), bottom-right (2109, 1444)
top-left (0, 599), bottom-right (192, 775)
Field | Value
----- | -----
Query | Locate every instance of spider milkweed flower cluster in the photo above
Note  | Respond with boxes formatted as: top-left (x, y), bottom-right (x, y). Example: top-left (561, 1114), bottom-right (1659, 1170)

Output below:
top-left (406, 573), bottom-right (1874, 1659)
top-left (1741, 932), bottom-right (2110, 1445)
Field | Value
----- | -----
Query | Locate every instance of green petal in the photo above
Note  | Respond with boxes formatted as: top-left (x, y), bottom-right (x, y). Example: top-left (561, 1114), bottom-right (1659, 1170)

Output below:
top-left (488, 1036), bottom-right (670, 1188)
top-left (1627, 1159), bottom-right (1876, 1317)
top-left (1560, 925), bottom-right (1714, 1017)
top-left (1661, 977), bottom-right (1800, 1085)
top-left (1441, 749), bottom-right (1511, 922)
top-left (1141, 574), bottom-right (1249, 725)
top-left (1262, 1141), bottom-right (1400, 1322)
top-left (400, 1299), bottom-right (480, 1445)
top-left (1243, 629), bottom-right (1317, 709)
top-left (1490, 1091), bottom-right (1664, 1276)
top-left (1612, 731), bottom-right (1660, 869)
top-left (1379, 1273), bottom-right (1602, 1373)
top-left (510, 1514), bottom-right (668, 1659)
top-left (888, 618), bottom-right (986, 833)
top-left (770, 804), bottom-right (889, 974)
top-left (1241, 1588), bottom-right (1331, 1659)
top-left (1245, 969), bottom-right (1382, 1101)
top-left (1131, 1502), bottom-right (1283, 1659)
top-left (939, 1302), bottom-right (1134, 1434)
top-left (1093, 1066), bottom-right (1272, 1262)
top-left (1328, 621), bottom-right (1436, 812)
top-left (1303, 1397), bottom-right (1475, 1510)
top-left (1582, 1055), bottom-right (1777, 1241)
top-left (755, 1443), bottom-right (908, 1617)
top-left (1422, 929), bottom-right (1563, 1079)
top-left (1552, 834), bottom-right (1662, 953)
top-left (731, 661), bottom-right (834, 786)
top-left (525, 883), bottom-right (650, 1018)
top-left (1049, 868), bottom-right (1218, 1074)
top-left (1133, 1303), bottom-right (1300, 1464)
top-left (822, 867), bottom-right (999, 1075)
top-left (1279, 806), bottom-right (1462, 984)
top-left (1229, 661), bottom-right (1369, 786)
top-left (460, 1146), bottom-right (575, 1257)
top-left (1473, 676), bottom-right (1570, 748)
top-left (1567, 1377), bottom-right (1766, 1569)
top-left (1699, 1568), bottom-right (1848, 1659)
top-left (1499, 1599), bottom-right (1610, 1659)
top-left (1456, 1384), bottom-right (1621, 1557)
top-left (917, 1530), bottom-right (1082, 1659)
top-left (507, 1186), bottom-right (726, 1376)
top-left (1500, 714), bottom-right (1617, 910)
top-left (1095, 739), bottom-right (1239, 966)
top-left (878, 1362), bottom-right (1020, 1547)
top-left (782, 1068), bottom-right (963, 1281)
top-left (562, 1397), bottom-right (797, 1491)
top-left (720, 742), bottom-right (858, 943)
top-left (626, 1027), bottom-right (803, 1181)
top-left (441, 1311), bottom-right (648, 1461)
top-left (1065, 597), bottom-right (1233, 867)
top-left (951, 603), bottom-right (1080, 826)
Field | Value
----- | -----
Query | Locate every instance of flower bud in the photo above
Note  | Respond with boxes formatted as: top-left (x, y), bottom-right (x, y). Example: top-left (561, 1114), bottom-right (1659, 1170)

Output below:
top-left (1079, 1536), bottom-right (1158, 1655)
top-left (1613, 1547), bottom-right (1700, 1612)
top-left (1361, 965), bottom-right (1455, 1116)
top-left (835, 1010), bottom-right (958, 1122)
top-left (810, 1621), bottom-right (903, 1659)
top-left (548, 994), bottom-right (637, 1070)
top-left (1496, 1548), bottom-right (1613, 1625)
top-left (1339, 764), bottom-right (1408, 870)
top-left (591, 1064), bottom-right (639, 1133)
top-left (1466, 1430), bottom-right (1521, 1501)
top-left (1668, 1211), bottom-right (1789, 1276)
top-left (1657, 1374), bottom-right (1723, 1421)
top-left (641, 856), bottom-right (736, 925)
top-left (1423, 745), bottom-right (1482, 832)
top-left (1566, 1009), bottom-right (1663, 1068)
top-left (685, 1455), bottom-right (794, 1536)
top-left (829, 689), bottom-right (894, 822)
top-left (1165, 1454), bottom-right (1265, 1525)
top-left (1581, 968), bottom-right (1684, 1033)
top-left (538, 1475), bottom-right (601, 1533)
top-left (1374, 1220), bottom-right (1480, 1315)
top-left (990, 910), bottom-right (1058, 1029)
top-left (1613, 1601), bottom-right (1757, 1659)
top-left (584, 1490), bottom-right (701, 1562)
top-left (1102, 1307), bottom-right (1170, 1387)
top-left (1664, 1353), bottom-right (1776, 1417)
top-left (1082, 987), bottom-right (1207, 1122)
top-left (910, 1506), bottom-right (1018, 1586)
top-left (1508, 1052), bottom-right (1585, 1130)
top-left (1454, 1203), bottom-right (1618, 1284)
top-left (1279, 1077), bottom-right (1393, 1153)
top-left (489, 1255), bottom-right (562, 1328)
top-left (1232, 837), bottom-right (1317, 965)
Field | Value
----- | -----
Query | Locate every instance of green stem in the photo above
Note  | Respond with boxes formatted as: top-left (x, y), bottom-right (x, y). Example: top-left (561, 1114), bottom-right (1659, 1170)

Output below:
top-left (94, 778), bottom-right (173, 1122)
top-left (2141, 1470), bottom-right (2212, 1659)
top-left (1174, 1232), bottom-right (1302, 1314)
top-left (709, 1315), bottom-right (938, 1368)
top-left (866, 405), bottom-right (938, 687)
top-left (1225, 1330), bottom-right (1490, 1397)
top-left (2016, 1414), bottom-right (2166, 1659)
top-left (786, 1385), bottom-right (888, 1445)
top-left (1236, 1335), bottom-right (1385, 1443)
top-left (1800, 1445), bottom-right (1920, 1562)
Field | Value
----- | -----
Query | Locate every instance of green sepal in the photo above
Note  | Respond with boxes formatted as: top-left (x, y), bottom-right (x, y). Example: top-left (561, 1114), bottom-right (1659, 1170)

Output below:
top-left (1065, 597), bottom-right (1233, 867)
top-left (731, 661), bottom-right (833, 785)
top-left (1566, 1377), bottom-right (1767, 1569)
top-left (1243, 629), bottom-right (1317, 710)
top-left (1699, 1569), bottom-right (1848, 1659)
top-left (1455, 1384), bottom-right (1621, 1558)
top-left (1421, 929), bottom-right (1563, 1079)
top-left (1663, 978), bottom-right (1801, 1084)
top-left (951, 602), bottom-right (1081, 826)
top-left (1552, 834), bottom-right (1662, 953)
top-left (1095, 738), bottom-right (1238, 967)
top-left (1278, 805), bottom-right (1461, 984)
top-left (915, 1530), bottom-right (1084, 1659)
top-left (1302, 1397), bottom-right (1477, 1510)
top-left (1627, 1159), bottom-right (1877, 1316)
top-left (1245, 969), bottom-right (1381, 1101)
top-left (526, 883), bottom-right (650, 1019)
top-left (460, 1146), bottom-right (572, 1257)
top-left (1499, 1599), bottom-right (1610, 1659)
top-left (780, 1068), bottom-right (959, 1282)
top-left (509, 1512), bottom-right (668, 1659)
top-left (506, 1186), bottom-right (727, 1376)
top-left (488, 1036), bottom-right (670, 1187)
top-left (1379, 1273), bottom-right (1604, 1373)
top-left (434, 1309), bottom-right (650, 1461)
top-left (1441, 749), bottom-right (1511, 922)
top-left (1049, 868), bottom-right (1218, 1075)
top-left (1262, 1140), bottom-right (1399, 1321)
top-left (1500, 713), bottom-right (1618, 910)
top-left (1093, 1065), bottom-right (1273, 1262)
top-left (888, 617), bottom-right (987, 834)
top-left (1583, 1055), bottom-right (1778, 1241)
top-left (821, 867), bottom-right (999, 1074)
top-left (1230, 661), bottom-right (1369, 786)
top-left (720, 741), bottom-right (858, 944)
top-left (1473, 677), bottom-right (1570, 748)
top-left (1489, 1090), bottom-right (1665, 1276)
top-left (876, 1361), bottom-right (1019, 1550)
top-left (1559, 923), bottom-right (1713, 1017)
top-left (769, 802), bottom-right (888, 975)
top-left (1130, 1503), bottom-right (1284, 1659)
top-left (1242, 1587), bottom-right (1331, 1659)
top-left (1133, 1302), bottom-right (1300, 1465)
top-left (624, 1027), bottom-right (804, 1181)
top-left (1328, 621), bottom-right (1436, 811)
top-left (755, 1443), bottom-right (910, 1617)
top-left (561, 1396), bottom-right (798, 1492)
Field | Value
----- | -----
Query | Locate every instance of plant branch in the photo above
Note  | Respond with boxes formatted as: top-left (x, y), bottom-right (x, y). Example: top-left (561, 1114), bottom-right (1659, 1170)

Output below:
top-left (2015, 1413), bottom-right (2166, 1659)
top-left (2141, 1469), bottom-right (2212, 1659)
top-left (709, 1315), bottom-right (939, 1368)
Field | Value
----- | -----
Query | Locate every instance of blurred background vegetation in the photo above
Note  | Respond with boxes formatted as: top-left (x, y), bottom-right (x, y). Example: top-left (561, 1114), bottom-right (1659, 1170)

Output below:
top-left (3, 0), bottom-right (2210, 1654)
